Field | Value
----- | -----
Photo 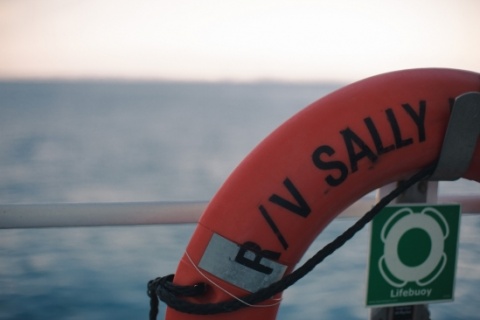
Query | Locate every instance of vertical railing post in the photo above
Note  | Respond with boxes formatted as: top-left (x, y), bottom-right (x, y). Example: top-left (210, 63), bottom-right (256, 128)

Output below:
top-left (369, 180), bottom-right (437, 320)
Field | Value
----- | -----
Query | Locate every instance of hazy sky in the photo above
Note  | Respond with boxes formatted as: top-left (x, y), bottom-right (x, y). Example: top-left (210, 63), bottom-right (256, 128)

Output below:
top-left (1, 0), bottom-right (479, 82)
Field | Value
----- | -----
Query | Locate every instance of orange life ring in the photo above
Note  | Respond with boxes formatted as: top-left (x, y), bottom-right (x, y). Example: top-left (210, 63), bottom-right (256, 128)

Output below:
top-left (166, 68), bottom-right (480, 319)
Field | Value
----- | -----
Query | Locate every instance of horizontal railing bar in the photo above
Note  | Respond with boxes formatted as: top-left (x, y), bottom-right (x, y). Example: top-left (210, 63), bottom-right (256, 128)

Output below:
top-left (0, 195), bottom-right (478, 229)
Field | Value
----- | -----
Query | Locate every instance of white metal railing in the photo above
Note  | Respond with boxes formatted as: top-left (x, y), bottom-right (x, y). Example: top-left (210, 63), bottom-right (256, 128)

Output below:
top-left (0, 194), bottom-right (478, 229)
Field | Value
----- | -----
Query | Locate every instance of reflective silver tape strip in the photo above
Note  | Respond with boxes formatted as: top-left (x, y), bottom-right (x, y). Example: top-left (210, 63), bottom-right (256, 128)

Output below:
top-left (198, 233), bottom-right (288, 293)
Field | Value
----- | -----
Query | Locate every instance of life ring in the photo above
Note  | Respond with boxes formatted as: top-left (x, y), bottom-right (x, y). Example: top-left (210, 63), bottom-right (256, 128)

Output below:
top-left (166, 68), bottom-right (480, 320)
top-left (379, 207), bottom-right (449, 287)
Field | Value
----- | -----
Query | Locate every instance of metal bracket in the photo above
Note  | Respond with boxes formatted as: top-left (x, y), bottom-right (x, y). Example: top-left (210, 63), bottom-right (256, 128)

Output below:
top-left (430, 92), bottom-right (480, 181)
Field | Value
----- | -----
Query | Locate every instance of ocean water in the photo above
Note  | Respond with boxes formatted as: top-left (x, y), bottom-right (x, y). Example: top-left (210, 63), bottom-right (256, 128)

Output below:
top-left (0, 81), bottom-right (479, 319)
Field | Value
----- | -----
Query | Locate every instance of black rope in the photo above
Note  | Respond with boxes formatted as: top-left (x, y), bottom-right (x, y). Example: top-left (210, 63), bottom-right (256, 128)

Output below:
top-left (147, 275), bottom-right (207, 320)
top-left (147, 278), bottom-right (160, 320)
top-left (148, 164), bottom-right (436, 317)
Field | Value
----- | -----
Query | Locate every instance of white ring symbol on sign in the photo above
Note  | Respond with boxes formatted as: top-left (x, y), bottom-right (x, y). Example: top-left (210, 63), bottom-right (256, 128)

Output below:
top-left (379, 207), bottom-right (448, 287)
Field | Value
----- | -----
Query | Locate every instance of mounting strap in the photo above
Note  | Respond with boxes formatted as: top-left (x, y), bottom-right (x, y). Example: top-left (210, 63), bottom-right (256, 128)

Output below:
top-left (430, 92), bottom-right (480, 181)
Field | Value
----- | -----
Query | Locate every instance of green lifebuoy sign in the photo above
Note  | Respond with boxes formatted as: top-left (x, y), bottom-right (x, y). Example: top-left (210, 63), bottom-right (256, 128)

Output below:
top-left (366, 204), bottom-right (460, 307)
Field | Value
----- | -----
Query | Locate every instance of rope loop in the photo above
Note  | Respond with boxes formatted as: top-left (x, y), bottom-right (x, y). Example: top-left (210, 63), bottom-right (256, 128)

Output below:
top-left (147, 163), bottom-right (436, 318)
top-left (157, 274), bottom-right (207, 297)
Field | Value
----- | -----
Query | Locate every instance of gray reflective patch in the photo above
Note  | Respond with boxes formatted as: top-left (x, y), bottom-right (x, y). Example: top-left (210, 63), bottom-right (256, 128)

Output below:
top-left (198, 233), bottom-right (287, 293)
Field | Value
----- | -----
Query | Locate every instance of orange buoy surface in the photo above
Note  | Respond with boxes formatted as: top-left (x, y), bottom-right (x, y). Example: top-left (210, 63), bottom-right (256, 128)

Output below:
top-left (166, 68), bottom-right (480, 320)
